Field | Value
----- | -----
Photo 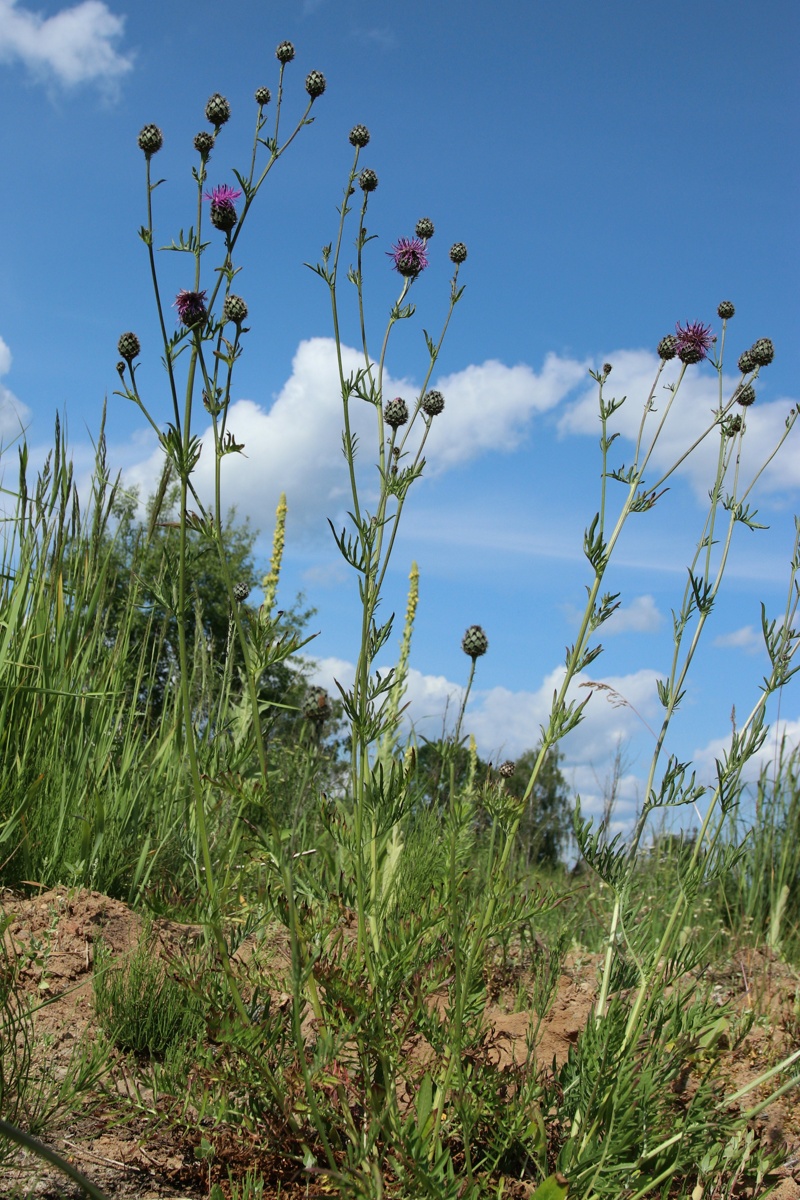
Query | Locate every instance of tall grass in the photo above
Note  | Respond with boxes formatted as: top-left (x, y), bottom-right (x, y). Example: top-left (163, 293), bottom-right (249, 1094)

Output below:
top-left (1, 42), bottom-right (800, 1199)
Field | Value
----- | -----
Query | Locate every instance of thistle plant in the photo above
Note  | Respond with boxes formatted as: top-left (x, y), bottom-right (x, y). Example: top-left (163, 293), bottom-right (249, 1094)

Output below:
top-left (519, 308), bottom-right (800, 1192)
top-left (114, 46), bottom-right (327, 1019)
top-left (307, 132), bottom-right (468, 974)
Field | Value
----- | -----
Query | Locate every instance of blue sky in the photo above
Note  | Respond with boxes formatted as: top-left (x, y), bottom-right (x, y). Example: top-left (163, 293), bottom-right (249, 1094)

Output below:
top-left (1, 0), bottom-right (798, 837)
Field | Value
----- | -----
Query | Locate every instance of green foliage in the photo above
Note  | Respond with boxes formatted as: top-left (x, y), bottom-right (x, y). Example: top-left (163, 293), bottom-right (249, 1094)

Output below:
top-left (94, 473), bottom-right (319, 736)
top-left (716, 741), bottom-right (800, 957)
top-left (93, 927), bottom-right (204, 1057)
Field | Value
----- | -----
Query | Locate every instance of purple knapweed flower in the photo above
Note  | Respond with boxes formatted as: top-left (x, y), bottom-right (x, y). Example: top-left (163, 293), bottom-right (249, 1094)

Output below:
top-left (174, 289), bottom-right (208, 328)
top-left (205, 184), bottom-right (242, 232)
top-left (674, 320), bottom-right (716, 365)
top-left (387, 236), bottom-right (429, 278)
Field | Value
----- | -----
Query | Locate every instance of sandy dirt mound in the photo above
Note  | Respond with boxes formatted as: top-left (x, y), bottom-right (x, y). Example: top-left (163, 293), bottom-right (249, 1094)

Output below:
top-left (1, 887), bottom-right (798, 1198)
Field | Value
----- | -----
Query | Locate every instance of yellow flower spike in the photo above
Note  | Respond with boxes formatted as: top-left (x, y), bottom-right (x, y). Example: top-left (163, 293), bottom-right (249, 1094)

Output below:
top-left (379, 561), bottom-right (419, 759)
top-left (262, 491), bottom-right (287, 615)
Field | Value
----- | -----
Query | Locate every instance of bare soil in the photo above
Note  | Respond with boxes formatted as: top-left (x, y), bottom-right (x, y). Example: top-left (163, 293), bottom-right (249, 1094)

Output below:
top-left (1, 887), bottom-right (799, 1199)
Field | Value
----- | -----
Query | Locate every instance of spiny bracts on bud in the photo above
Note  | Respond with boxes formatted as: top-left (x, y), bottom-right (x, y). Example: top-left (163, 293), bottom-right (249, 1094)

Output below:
top-left (305, 70), bottom-right (326, 98)
top-left (717, 301), bottom-right (735, 320)
top-left (205, 93), bottom-right (231, 128)
top-left (449, 242), bottom-right (468, 264)
top-left (194, 131), bottom-right (214, 157)
top-left (303, 687), bottom-right (331, 723)
top-left (602, 363), bottom-right (613, 376)
top-left (499, 760), bottom-right (516, 778)
top-left (422, 390), bottom-right (445, 416)
top-left (727, 414), bottom-right (743, 435)
top-left (174, 290), bottom-right (208, 328)
top-left (232, 582), bottom-right (251, 602)
top-left (750, 338), bottom-right (774, 366)
top-left (137, 124), bottom-right (163, 157)
top-left (384, 397), bottom-right (409, 428)
top-left (462, 625), bottom-right (488, 659)
top-left (738, 348), bottom-right (758, 374)
top-left (117, 332), bottom-right (140, 361)
top-left (657, 335), bottom-right (678, 360)
top-left (736, 383), bottom-right (756, 407)
top-left (254, 87), bottom-right (271, 106)
top-left (675, 320), bottom-right (715, 364)
top-left (223, 295), bottom-right (248, 325)
top-left (205, 183), bottom-right (241, 232)
top-left (116, 361), bottom-right (126, 375)
top-left (276, 40), bottom-right (295, 63)
top-left (416, 217), bottom-right (435, 239)
top-left (349, 124), bottom-right (370, 147)
top-left (359, 168), bottom-right (378, 192)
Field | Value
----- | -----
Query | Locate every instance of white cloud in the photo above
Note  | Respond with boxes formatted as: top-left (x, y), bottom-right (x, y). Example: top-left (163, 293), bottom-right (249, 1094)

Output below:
top-left (0, 335), bottom-right (32, 440)
top-left (429, 353), bottom-right (589, 470)
top-left (712, 625), bottom-right (764, 654)
top-left (119, 338), bottom-right (590, 539)
top-left (604, 594), bottom-right (663, 635)
top-left (0, 0), bottom-right (133, 89)
top-left (558, 349), bottom-right (800, 500)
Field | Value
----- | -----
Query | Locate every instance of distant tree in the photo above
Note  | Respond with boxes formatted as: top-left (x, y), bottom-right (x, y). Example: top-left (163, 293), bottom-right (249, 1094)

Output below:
top-left (409, 738), bottom-right (571, 869)
top-left (503, 745), bottom-right (573, 870)
top-left (72, 475), bottom-right (316, 736)
top-left (412, 738), bottom-right (495, 812)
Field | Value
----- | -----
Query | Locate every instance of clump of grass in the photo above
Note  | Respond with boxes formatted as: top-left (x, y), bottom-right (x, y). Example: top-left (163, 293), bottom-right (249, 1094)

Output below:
top-left (93, 927), bottom-right (203, 1057)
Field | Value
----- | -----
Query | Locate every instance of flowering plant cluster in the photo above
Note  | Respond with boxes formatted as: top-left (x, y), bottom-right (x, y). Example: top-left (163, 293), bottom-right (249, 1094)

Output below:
top-left (98, 36), bottom-right (800, 1200)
